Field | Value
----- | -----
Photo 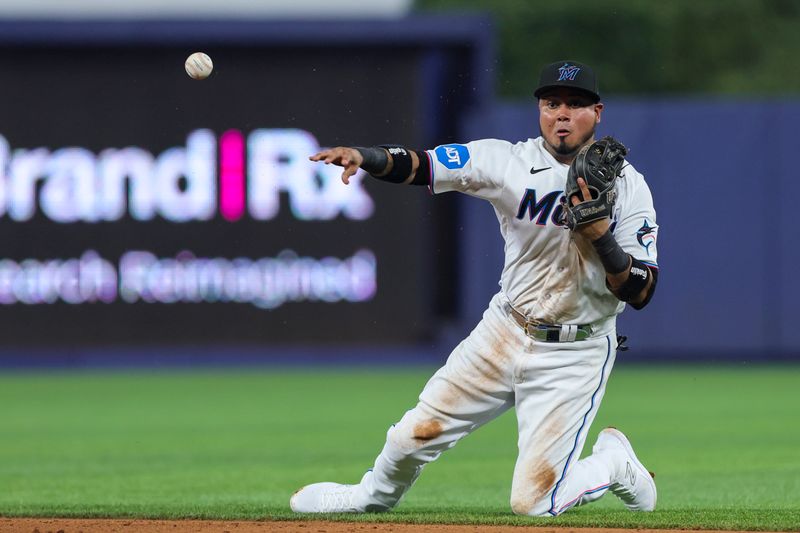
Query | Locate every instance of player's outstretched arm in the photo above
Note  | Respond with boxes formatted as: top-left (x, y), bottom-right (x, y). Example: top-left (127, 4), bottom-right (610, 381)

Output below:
top-left (309, 145), bottom-right (427, 186)
top-left (570, 177), bottom-right (656, 309)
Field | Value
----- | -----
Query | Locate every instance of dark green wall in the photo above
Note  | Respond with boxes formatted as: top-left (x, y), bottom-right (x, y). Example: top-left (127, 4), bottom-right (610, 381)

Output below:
top-left (416, 0), bottom-right (800, 97)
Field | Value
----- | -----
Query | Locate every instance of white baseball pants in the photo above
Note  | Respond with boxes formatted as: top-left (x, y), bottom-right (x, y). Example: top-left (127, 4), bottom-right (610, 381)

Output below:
top-left (356, 292), bottom-right (619, 516)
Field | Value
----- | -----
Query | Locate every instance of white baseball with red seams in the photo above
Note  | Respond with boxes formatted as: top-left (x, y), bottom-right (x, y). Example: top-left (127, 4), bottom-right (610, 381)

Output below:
top-left (291, 135), bottom-right (658, 516)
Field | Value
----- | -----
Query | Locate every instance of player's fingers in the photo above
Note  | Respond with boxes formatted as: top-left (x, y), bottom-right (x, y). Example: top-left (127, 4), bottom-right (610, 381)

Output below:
top-left (309, 151), bottom-right (329, 162)
top-left (569, 178), bottom-right (590, 207)
top-left (578, 177), bottom-right (592, 200)
top-left (341, 165), bottom-right (357, 185)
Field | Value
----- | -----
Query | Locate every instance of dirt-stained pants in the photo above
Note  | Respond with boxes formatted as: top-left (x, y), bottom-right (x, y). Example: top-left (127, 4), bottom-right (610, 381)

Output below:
top-left (356, 292), bottom-right (619, 516)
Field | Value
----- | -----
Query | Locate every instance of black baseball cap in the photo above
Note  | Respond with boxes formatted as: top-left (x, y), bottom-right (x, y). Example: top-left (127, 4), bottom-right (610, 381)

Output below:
top-left (534, 60), bottom-right (600, 102)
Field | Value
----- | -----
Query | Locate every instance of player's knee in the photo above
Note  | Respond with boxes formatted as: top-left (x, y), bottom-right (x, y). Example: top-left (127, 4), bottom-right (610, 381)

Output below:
top-left (510, 475), bottom-right (558, 517)
top-left (509, 495), bottom-right (528, 516)
top-left (510, 459), bottom-right (560, 516)
top-left (510, 504), bottom-right (558, 517)
top-left (510, 494), bottom-right (554, 517)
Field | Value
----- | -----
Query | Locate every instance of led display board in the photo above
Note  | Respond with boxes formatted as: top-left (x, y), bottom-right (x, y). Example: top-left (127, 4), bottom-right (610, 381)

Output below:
top-left (0, 44), bottom-right (439, 345)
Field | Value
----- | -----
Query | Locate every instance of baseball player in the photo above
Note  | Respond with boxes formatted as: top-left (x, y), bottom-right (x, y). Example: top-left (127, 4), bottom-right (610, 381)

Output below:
top-left (291, 60), bottom-right (659, 516)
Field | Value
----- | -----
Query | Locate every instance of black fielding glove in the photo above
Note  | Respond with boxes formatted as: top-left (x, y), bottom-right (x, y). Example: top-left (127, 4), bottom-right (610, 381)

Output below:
top-left (559, 136), bottom-right (628, 230)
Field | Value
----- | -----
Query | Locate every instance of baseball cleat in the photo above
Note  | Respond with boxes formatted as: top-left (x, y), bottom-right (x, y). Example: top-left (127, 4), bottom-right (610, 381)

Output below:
top-left (290, 482), bottom-right (365, 513)
top-left (592, 427), bottom-right (657, 511)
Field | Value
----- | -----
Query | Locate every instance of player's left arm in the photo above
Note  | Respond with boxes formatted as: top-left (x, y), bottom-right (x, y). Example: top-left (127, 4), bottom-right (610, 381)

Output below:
top-left (571, 177), bottom-right (658, 309)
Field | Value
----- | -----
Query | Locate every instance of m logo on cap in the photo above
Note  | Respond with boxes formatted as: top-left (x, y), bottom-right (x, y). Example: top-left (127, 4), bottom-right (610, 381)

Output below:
top-left (557, 64), bottom-right (581, 81)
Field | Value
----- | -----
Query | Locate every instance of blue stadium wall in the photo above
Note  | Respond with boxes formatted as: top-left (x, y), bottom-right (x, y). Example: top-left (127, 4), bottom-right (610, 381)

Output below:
top-left (458, 101), bottom-right (800, 361)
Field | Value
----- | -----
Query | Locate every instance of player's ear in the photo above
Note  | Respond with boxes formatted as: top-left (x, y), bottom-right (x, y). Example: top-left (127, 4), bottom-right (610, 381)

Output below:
top-left (594, 102), bottom-right (604, 124)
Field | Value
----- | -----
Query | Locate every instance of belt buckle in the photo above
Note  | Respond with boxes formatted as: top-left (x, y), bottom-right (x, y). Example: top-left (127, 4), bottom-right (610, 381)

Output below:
top-left (523, 318), bottom-right (548, 341)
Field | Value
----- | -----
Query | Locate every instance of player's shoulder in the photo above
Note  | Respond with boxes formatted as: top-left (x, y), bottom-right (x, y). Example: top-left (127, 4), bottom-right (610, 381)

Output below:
top-left (461, 137), bottom-right (515, 153)
top-left (429, 138), bottom-right (541, 171)
top-left (471, 137), bottom-right (546, 162)
top-left (622, 159), bottom-right (644, 181)
top-left (432, 137), bottom-right (537, 151)
top-left (621, 160), bottom-right (646, 184)
top-left (618, 159), bottom-right (654, 202)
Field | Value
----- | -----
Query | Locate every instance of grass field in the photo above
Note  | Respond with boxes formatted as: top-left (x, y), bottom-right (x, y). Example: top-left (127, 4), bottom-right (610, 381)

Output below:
top-left (1, 364), bottom-right (798, 530)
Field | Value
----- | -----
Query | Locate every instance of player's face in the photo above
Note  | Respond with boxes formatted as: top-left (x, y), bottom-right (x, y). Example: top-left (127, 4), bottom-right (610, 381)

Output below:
top-left (538, 89), bottom-right (603, 163)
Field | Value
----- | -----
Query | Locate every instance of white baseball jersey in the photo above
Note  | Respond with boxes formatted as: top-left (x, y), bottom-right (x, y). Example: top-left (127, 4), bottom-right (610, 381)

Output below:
top-left (425, 136), bottom-right (658, 326)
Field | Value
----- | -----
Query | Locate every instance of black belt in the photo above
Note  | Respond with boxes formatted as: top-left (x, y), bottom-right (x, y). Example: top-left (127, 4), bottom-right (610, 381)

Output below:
top-left (506, 303), bottom-right (592, 342)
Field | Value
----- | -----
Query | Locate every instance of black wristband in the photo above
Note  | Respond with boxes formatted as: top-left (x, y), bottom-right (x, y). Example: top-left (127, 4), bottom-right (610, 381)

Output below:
top-left (591, 230), bottom-right (630, 274)
top-left (353, 147), bottom-right (388, 175)
top-left (411, 150), bottom-right (431, 186)
top-left (615, 258), bottom-right (652, 302)
top-left (377, 144), bottom-right (413, 183)
top-left (629, 266), bottom-right (658, 310)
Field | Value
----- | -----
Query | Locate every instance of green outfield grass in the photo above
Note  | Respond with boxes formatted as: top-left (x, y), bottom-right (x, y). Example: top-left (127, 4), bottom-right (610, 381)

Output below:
top-left (0, 364), bottom-right (798, 530)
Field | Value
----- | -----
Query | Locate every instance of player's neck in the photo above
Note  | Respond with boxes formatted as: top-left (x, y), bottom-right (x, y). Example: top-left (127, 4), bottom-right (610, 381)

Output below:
top-left (553, 153), bottom-right (575, 165)
top-left (543, 136), bottom-right (595, 166)
top-left (543, 144), bottom-right (576, 166)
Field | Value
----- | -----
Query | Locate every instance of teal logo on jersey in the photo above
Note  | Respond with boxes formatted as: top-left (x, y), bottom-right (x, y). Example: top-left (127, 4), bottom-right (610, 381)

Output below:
top-left (636, 220), bottom-right (656, 256)
top-left (435, 144), bottom-right (469, 169)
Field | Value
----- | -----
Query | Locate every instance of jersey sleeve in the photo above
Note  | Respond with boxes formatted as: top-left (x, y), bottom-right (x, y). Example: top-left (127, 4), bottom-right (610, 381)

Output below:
top-left (426, 139), bottom-right (508, 201)
top-left (612, 169), bottom-right (659, 269)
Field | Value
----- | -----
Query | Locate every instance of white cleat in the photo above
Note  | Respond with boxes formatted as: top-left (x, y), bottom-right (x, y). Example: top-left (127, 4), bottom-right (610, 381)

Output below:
top-left (290, 482), bottom-right (365, 513)
top-left (593, 427), bottom-right (657, 512)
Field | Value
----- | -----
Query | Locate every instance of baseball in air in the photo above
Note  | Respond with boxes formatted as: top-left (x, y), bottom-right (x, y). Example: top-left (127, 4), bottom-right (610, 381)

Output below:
top-left (184, 52), bottom-right (213, 80)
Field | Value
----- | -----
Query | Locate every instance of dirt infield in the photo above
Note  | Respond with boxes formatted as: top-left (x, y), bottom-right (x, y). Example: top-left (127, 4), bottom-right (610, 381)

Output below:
top-left (0, 519), bottom-right (758, 533)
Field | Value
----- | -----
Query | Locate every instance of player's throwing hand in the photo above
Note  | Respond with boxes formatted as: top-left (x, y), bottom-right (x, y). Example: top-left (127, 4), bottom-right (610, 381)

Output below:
top-left (309, 147), bottom-right (363, 184)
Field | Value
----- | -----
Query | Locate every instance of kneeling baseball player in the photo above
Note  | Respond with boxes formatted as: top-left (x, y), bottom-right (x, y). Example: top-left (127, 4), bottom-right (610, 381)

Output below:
top-left (291, 60), bottom-right (659, 516)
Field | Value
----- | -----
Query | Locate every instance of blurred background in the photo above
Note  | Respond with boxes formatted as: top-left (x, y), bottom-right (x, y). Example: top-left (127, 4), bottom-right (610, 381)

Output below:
top-left (0, 0), bottom-right (798, 367)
